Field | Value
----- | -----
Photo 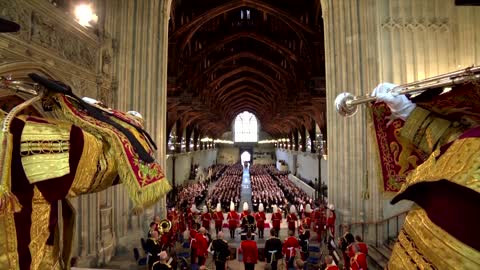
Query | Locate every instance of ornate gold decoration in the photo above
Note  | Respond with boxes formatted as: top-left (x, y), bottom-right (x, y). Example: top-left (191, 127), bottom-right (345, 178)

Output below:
top-left (29, 187), bottom-right (53, 270)
top-left (389, 208), bottom-right (480, 269)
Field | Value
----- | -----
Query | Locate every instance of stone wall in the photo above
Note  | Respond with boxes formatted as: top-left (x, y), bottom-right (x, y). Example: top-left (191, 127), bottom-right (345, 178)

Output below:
top-left (275, 148), bottom-right (328, 184)
top-left (165, 149), bottom-right (218, 186)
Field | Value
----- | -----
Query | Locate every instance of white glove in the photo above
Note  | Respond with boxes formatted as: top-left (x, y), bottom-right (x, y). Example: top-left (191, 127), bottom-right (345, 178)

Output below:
top-left (371, 83), bottom-right (416, 120)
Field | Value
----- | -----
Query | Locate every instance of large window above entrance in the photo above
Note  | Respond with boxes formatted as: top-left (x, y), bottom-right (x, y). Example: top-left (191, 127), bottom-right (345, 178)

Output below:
top-left (234, 111), bottom-right (258, 142)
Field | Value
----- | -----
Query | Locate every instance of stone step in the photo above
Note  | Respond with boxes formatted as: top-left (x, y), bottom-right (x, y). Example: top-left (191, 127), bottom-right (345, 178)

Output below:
top-left (367, 244), bottom-right (391, 269)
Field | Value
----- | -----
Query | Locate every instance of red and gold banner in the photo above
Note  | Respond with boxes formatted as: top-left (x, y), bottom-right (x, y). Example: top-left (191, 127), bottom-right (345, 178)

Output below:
top-left (370, 102), bottom-right (426, 192)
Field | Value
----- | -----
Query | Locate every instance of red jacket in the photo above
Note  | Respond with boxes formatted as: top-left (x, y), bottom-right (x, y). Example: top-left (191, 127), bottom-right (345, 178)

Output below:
top-left (287, 213), bottom-right (298, 230)
top-left (325, 264), bottom-right (339, 270)
top-left (240, 210), bottom-right (250, 220)
top-left (201, 212), bottom-right (212, 228)
top-left (195, 233), bottom-right (209, 257)
top-left (282, 236), bottom-right (299, 259)
top-left (347, 242), bottom-right (368, 258)
top-left (350, 252), bottom-right (367, 270)
top-left (272, 212), bottom-right (282, 229)
top-left (214, 211), bottom-right (224, 227)
top-left (190, 229), bottom-right (198, 248)
top-left (240, 240), bottom-right (258, 264)
top-left (227, 211), bottom-right (239, 229)
top-left (255, 212), bottom-right (266, 229)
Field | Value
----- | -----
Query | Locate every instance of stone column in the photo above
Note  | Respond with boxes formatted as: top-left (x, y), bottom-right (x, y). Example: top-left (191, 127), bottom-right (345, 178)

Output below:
top-left (321, 0), bottom-right (383, 240)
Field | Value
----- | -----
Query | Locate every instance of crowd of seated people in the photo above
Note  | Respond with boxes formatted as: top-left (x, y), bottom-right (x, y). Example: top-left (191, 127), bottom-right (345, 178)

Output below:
top-left (274, 173), bottom-right (313, 206)
top-left (177, 181), bottom-right (208, 210)
top-left (206, 164), bottom-right (227, 182)
top-left (206, 165), bottom-right (242, 211)
top-left (222, 163), bottom-right (243, 175)
top-left (250, 164), bottom-right (285, 212)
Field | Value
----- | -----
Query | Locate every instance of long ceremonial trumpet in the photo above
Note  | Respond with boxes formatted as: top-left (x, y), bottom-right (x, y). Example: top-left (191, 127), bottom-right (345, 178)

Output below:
top-left (335, 66), bottom-right (480, 117)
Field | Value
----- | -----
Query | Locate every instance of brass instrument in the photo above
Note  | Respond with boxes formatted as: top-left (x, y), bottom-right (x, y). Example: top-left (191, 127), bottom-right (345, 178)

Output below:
top-left (334, 66), bottom-right (480, 117)
top-left (158, 219), bottom-right (172, 235)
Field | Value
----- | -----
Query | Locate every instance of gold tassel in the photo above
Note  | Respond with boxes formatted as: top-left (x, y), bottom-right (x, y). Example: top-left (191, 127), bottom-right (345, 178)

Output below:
top-left (0, 131), bottom-right (22, 213)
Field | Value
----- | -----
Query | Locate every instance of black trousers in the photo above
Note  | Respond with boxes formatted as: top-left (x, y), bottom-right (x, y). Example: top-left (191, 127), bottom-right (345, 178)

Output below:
top-left (258, 227), bottom-right (264, 238)
top-left (216, 226), bottom-right (222, 235)
top-left (287, 257), bottom-right (295, 268)
top-left (229, 229), bottom-right (235, 239)
top-left (198, 256), bottom-right (206, 266)
top-left (270, 260), bottom-right (278, 270)
top-left (244, 263), bottom-right (255, 270)
top-left (215, 260), bottom-right (226, 270)
top-left (190, 248), bottom-right (196, 264)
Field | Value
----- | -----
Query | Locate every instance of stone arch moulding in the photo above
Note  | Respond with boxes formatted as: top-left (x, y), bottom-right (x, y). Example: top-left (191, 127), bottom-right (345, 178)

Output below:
top-left (0, 61), bottom-right (71, 117)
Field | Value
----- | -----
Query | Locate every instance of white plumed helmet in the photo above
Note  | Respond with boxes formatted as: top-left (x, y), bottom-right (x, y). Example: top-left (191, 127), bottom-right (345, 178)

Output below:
top-left (216, 203), bottom-right (221, 212)
top-left (191, 204), bottom-right (198, 213)
top-left (127, 110), bottom-right (143, 119)
top-left (243, 202), bottom-right (249, 211)
top-left (328, 204), bottom-right (335, 211)
top-left (290, 205), bottom-right (296, 214)
top-left (305, 204), bottom-right (312, 213)
top-left (203, 205), bottom-right (208, 213)
top-left (230, 201), bottom-right (235, 211)
top-left (272, 205), bottom-right (277, 213)
top-left (259, 203), bottom-right (264, 212)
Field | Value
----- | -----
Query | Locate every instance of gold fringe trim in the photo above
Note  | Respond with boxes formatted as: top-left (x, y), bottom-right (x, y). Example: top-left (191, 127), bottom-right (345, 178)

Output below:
top-left (54, 96), bottom-right (171, 209)
top-left (0, 131), bottom-right (22, 214)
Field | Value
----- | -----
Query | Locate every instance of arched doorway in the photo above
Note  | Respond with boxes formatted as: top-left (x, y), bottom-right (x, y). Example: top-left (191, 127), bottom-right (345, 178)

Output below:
top-left (241, 151), bottom-right (251, 168)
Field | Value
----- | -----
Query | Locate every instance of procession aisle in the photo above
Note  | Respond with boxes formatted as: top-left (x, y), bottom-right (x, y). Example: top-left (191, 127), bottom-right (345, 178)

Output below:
top-left (239, 166), bottom-right (252, 211)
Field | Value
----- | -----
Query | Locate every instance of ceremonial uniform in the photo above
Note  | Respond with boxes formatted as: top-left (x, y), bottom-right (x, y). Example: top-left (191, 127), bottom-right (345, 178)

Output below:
top-left (145, 237), bottom-right (161, 270)
top-left (313, 207), bottom-right (325, 242)
top-left (212, 238), bottom-right (230, 270)
top-left (201, 209), bottom-right (212, 231)
top-left (287, 207), bottom-right (298, 234)
top-left (152, 262), bottom-right (172, 270)
top-left (189, 228), bottom-right (198, 264)
top-left (348, 242), bottom-right (368, 258)
top-left (265, 236), bottom-right (283, 270)
top-left (283, 236), bottom-right (300, 269)
top-left (298, 228), bottom-right (310, 261)
top-left (213, 203), bottom-right (224, 235)
top-left (240, 239), bottom-right (258, 270)
top-left (227, 201), bottom-right (239, 239)
top-left (255, 203), bottom-right (266, 239)
top-left (195, 232), bottom-right (208, 266)
top-left (325, 264), bottom-right (339, 270)
top-left (326, 204), bottom-right (336, 238)
top-left (271, 206), bottom-right (282, 233)
top-left (350, 252), bottom-right (368, 270)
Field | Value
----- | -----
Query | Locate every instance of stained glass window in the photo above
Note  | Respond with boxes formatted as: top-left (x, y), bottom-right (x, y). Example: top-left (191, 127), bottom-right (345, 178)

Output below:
top-left (234, 111), bottom-right (258, 142)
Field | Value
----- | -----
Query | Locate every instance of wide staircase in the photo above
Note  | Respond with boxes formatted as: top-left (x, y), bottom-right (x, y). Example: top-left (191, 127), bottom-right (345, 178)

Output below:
top-left (340, 211), bottom-right (409, 269)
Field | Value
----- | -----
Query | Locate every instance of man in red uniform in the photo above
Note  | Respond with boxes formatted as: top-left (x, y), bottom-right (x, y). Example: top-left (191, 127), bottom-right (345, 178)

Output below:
top-left (189, 223), bottom-right (199, 264)
top-left (213, 203), bottom-right (224, 236)
top-left (348, 235), bottom-right (369, 258)
top-left (195, 227), bottom-right (209, 266)
top-left (324, 255), bottom-right (339, 270)
top-left (287, 205), bottom-right (299, 234)
top-left (239, 231), bottom-right (258, 270)
top-left (312, 205), bottom-right (323, 242)
top-left (241, 202), bottom-right (250, 220)
top-left (226, 201), bottom-right (239, 239)
top-left (326, 204), bottom-right (336, 239)
top-left (188, 204), bottom-right (200, 229)
top-left (283, 230), bottom-right (300, 269)
top-left (201, 205), bottom-right (212, 232)
top-left (349, 244), bottom-right (368, 270)
top-left (255, 203), bottom-right (266, 239)
top-left (303, 204), bottom-right (313, 229)
top-left (271, 205), bottom-right (282, 235)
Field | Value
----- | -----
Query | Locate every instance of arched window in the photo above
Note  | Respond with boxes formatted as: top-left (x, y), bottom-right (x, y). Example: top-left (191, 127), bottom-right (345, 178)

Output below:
top-left (234, 111), bottom-right (258, 142)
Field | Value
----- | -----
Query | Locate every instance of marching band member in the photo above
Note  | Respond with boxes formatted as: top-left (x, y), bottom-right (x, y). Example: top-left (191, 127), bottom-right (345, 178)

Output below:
top-left (312, 205), bottom-right (325, 242)
top-left (187, 204), bottom-right (200, 229)
top-left (303, 204), bottom-right (313, 229)
top-left (271, 205), bottom-right (282, 234)
top-left (146, 230), bottom-right (162, 270)
top-left (255, 202), bottom-right (266, 239)
top-left (227, 201), bottom-right (239, 239)
top-left (241, 201), bottom-right (250, 220)
top-left (326, 204), bottom-right (336, 238)
top-left (189, 223), bottom-right (199, 264)
top-left (239, 231), bottom-right (259, 270)
top-left (287, 205), bottom-right (299, 234)
top-left (201, 205), bottom-right (212, 232)
top-left (283, 230), bottom-right (300, 269)
top-left (349, 244), bottom-right (368, 270)
top-left (213, 203), bottom-right (224, 235)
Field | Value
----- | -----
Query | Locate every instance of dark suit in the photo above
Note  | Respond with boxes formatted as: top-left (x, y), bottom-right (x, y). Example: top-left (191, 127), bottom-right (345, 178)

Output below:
top-left (145, 238), bottom-right (161, 270)
top-left (211, 239), bottom-right (230, 270)
top-left (264, 237), bottom-right (282, 270)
